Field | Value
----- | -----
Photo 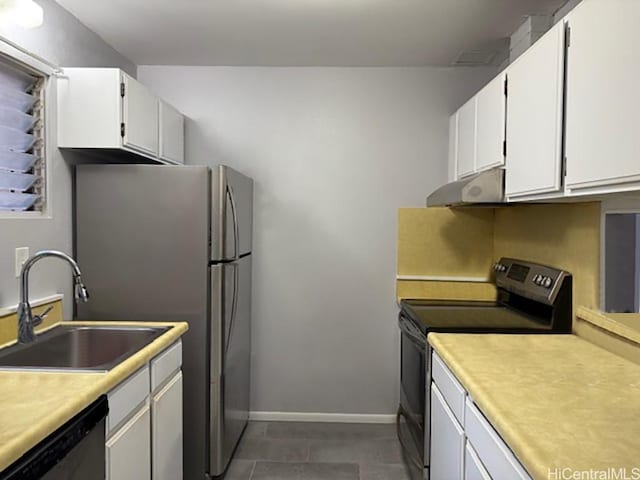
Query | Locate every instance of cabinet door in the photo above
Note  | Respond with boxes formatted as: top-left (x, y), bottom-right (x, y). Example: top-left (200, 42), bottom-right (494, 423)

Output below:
top-left (506, 21), bottom-right (565, 198)
top-left (448, 113), bottom-right (458, 182)
top-left (565, 0), bottom-right (640, 192)
top-left (122, 74), bottom-right (159, 157)
top-left (457, 98), bottom-right (477, 179)
top-left (159, 100), bottom-right (185, 164)
top-left (431, 383), bottom-right (464, 480)
top-left (465, 441), bottom-right (491, 480)
top-left (106, 403), bottom-right (151, 480)
top-left (476, 74), bottom-right (506, 172)
top-left (152, 371), bottom-right (183, 480)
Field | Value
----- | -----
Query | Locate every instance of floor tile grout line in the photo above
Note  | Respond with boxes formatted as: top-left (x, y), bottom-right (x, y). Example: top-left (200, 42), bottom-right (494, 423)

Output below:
top-left (247, 460), bottom-right (257, 480)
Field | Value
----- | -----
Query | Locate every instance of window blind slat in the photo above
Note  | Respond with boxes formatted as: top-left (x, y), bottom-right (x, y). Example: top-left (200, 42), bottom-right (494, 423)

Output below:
top-left (0, 125), bottom-right (34, 152)
top-left (0, 107), bottom-right (35, 130)
top-left (0, 62), bottom-right (35, 91)
top-left (0, 85), bottom-right (35, 113)
top-left (0, 191), bottom-right (38, 211)
top-left (0, 151), bottom-right (37, 172)
top-left (0, 171), bottom-right (36, 191)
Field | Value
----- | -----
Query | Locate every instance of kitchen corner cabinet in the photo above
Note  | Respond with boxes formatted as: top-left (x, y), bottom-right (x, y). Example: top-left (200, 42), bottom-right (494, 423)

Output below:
top-left (565, 0), bottom-right (640, 194)
top-left (57, 68), bottom-right (184, 165)
top-left (430, 351), bottom-right (531, 480)
top-left (105, 340), bottom-right (183, 480)
top-left (505, 21), bottom-right (566, 200)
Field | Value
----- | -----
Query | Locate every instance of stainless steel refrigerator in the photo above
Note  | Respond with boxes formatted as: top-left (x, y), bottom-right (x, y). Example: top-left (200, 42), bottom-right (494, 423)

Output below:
top-left (74, 164), bottom-right (253, 479)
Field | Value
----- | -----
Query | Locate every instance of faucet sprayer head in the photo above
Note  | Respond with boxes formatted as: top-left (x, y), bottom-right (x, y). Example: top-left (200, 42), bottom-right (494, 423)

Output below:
top-left (74, 276), bottom-right (90, 303)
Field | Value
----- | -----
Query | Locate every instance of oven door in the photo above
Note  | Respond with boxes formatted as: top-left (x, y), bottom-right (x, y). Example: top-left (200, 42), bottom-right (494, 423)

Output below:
top-left (398, 314), bottom-right (427, 470)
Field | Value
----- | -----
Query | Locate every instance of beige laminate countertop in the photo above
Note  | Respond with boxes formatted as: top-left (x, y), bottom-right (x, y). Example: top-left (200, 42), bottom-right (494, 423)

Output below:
top-left (0, 320), bottom-right (188, 472)
top-left (429, 333), bottom-right (640, 480)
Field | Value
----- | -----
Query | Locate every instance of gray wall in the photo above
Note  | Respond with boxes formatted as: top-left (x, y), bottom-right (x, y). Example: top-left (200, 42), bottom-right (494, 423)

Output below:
top-left (139, 66), bottom-right (494, 415)
top-left (0, 0), bottom-right (134, 314)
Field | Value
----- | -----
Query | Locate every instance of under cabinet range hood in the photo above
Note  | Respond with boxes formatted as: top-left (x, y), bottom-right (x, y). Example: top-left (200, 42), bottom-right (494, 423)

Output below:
top-left (426, 168), bottom-right (505, 207)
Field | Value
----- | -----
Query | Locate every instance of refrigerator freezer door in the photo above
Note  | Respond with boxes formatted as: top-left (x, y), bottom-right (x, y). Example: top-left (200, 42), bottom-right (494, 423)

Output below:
top-left (212, 165), bottom-right (253, 261)
top-left (75, 164), bottom-right (211, 480)
top-left (209, 255), bottom-right (252, 476)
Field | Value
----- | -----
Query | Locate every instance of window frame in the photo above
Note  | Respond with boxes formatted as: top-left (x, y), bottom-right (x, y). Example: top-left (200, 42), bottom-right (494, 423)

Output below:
top-left (0, 36), bottom-right (57, 219)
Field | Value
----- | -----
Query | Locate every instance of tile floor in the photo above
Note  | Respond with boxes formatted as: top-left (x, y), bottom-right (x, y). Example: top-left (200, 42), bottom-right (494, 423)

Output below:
top-left (223, 421), bottom-right (420, 480)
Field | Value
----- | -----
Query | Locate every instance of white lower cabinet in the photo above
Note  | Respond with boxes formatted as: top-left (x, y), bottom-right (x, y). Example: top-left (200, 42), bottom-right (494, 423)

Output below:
top-left (152, 371), bottom-right (184, 480)
top-left (106, 404), bottom-right (151, 480)
top-left (465, 441), bottom-right (491, 480)
top-left (105, 340), bottom-right (183, 480)
top-left (431, 383), bottom-right (465, 480)
top-left (431, 351), bottom-right (531, 480)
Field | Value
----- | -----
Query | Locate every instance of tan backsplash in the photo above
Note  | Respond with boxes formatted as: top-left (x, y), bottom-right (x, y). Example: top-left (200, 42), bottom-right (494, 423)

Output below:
top-left (398, 208), bottom-right (495, 278)
top-left (398, 202), bottom-right (602, 320)
top-left (493, 203), bottom-right (601, 310)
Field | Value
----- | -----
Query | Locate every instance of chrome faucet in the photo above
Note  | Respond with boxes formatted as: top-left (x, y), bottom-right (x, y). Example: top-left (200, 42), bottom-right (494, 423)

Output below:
top-left (17, 250), bottom-right (90, 344)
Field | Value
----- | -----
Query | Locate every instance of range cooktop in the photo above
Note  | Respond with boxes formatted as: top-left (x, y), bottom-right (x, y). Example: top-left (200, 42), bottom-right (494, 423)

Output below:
top-left (399, 258), bottom-right (573, 335)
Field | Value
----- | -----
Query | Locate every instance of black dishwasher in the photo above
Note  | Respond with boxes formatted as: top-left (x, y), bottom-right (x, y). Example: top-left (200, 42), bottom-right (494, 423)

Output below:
top-left (0, 395), bottom-right (108, 480)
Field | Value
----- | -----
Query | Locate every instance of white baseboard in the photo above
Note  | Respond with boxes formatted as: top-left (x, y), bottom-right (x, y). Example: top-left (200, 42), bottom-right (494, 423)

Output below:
top-left (249, 411), bottom-right (396, 424)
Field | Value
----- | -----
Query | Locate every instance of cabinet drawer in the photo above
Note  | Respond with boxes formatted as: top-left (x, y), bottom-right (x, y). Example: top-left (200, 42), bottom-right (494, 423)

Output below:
top-left (465, 441), bottom-right (491, 480)
top-left (151, 340), bottom-right (182, 393)
top-left (432, 352), bottom-right (466, 425)
top-left (464, 398), bottom-right (531, 480)
top-left (107, 365), bottom-right (150, 435)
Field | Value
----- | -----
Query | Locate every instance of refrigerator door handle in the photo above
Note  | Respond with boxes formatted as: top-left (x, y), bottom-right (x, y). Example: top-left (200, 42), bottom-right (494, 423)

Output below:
top-left (225, 262), bottom-right (239, 356)
top-left (226, 185), bottom-right (240, 261)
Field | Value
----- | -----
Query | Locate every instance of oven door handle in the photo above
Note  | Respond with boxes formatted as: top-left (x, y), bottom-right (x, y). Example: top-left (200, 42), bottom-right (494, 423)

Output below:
top-left (399, 317), bottom-right (426, 347)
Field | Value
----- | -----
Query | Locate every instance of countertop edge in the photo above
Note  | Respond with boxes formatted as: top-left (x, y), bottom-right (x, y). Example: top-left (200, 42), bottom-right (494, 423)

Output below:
top-left (0, 321), bottom-right (188, 472)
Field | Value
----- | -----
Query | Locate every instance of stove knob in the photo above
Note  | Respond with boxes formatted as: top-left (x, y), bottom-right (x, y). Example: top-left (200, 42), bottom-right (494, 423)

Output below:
top-left (533, 274), bottom-right (541, 285)
top-left (543, 277), bottom-right (553, 288)
top-left (493, 263), bottom-right (500, 272)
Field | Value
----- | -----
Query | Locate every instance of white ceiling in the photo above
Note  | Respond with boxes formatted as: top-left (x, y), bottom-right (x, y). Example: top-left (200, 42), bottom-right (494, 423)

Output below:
top-left (54, 0), bottom-right (567, 67)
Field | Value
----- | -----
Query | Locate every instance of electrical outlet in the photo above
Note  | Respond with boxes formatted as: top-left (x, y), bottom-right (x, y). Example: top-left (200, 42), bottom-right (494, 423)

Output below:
top-left (15, 247), bottom-right (29, 278)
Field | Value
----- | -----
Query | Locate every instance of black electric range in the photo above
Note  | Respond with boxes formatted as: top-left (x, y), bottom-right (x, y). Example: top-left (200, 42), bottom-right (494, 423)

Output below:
top-left (397, 258), bottom-right (573, 478)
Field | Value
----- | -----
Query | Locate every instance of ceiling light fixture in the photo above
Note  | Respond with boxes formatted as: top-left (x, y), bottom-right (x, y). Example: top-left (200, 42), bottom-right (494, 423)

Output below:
top-left (0, 0), bottom-right (44, 29)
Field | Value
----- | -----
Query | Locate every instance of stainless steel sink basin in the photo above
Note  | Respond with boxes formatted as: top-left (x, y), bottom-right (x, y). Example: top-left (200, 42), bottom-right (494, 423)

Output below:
top-left (0, 325), bottom-right (170, 371)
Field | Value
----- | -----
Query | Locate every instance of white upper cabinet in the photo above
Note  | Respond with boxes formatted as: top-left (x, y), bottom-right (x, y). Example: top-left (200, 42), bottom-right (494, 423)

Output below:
top-left (450, 74), bottom-right (505, 181)
top-left (565, 0), bottom-right (640, 194)
top-left (159, 100), bottom-right (185, 164)
top-left (456, 97), bottom-right (477, 179)
top-left (506, 22), bottom-right (566, 199)
top-left (475, 73), bottom-right (507, 173)
top-left (448, 113), bottom-right (458, 182)
top-left (58, 68), bottom-right (184, 165)
top-left (122, 74), bottom-right (159, 157)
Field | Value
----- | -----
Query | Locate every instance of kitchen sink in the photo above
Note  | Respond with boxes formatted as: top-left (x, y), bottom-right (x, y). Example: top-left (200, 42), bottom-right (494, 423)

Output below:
top-left (0, 325), bottom-right (170, 371)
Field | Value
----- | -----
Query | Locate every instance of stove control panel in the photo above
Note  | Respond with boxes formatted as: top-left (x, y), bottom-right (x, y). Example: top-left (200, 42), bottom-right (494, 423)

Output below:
top-left (494, 258), bottom-right (570, 305)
